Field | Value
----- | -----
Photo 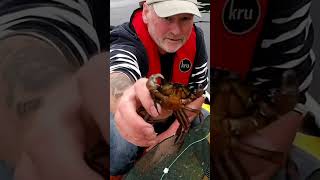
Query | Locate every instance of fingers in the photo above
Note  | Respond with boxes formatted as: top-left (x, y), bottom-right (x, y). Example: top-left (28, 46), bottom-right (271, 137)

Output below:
top-left (183, 96), bottom-right (205, 122)
top-left (145, 123), bottom-right (178, 152)
top-left (134, 78), bottom-right (174, 120)
top-left (115, 111), bottom-right (156, 147)
top-left (115, 86), bottom-right (157, 147)
top-left (186, 96), bottom-right (205, 110)
top-left (145, 140), bottom-right (158, 152)
top-left (134, 78), bottom-right (159, 117)
top-left (152, 106), bottom-right (173, 120)
top-left (156, 120), bottom-right (179, 144)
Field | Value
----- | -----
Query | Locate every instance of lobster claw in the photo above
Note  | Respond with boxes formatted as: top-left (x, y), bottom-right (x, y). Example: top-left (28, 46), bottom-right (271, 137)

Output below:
top-left (146, 74), bottom-right (164, 90)
top-left (146, 74), bottom-right (165, 114)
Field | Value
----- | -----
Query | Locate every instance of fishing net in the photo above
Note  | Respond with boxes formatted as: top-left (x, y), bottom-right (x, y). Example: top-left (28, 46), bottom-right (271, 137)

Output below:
top-left (124, 115), bottom-right (210, 180)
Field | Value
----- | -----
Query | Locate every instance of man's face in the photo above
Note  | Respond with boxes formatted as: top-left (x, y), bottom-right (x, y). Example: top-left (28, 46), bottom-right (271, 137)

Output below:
top-left (143, 4), bottom-right (194, 54)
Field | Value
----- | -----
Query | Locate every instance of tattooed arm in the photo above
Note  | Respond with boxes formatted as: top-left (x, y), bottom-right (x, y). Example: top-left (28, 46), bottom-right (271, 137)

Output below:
top-left (110, 72), bottom-right (134, 113)
top-left (14, 53), bottom-right (107, 180)
top-left (0, 35), bottom-right (77, 117)
top-left (110, 71), bottom-right (163, 147)
top-left (0, 35), bottom-right (78, 166)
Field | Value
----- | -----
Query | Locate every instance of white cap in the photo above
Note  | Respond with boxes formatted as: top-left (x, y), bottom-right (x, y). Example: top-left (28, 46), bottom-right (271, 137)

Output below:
top-left (146, 0), bottom-right (201, 17)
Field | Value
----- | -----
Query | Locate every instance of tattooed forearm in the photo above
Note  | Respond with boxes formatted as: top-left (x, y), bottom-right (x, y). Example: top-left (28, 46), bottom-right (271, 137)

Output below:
top-left (0, 35), bottom-right (78, 117)
top-left (110, 72), bottom-right (133, 112)
top-left (110, 73), bottom-right (133, 98)
top-left (16, 97), bottom-right (42, 117)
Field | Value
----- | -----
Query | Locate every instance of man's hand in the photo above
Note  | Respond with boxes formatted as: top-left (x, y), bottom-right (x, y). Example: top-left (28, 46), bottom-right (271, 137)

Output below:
top-left (113, 77), bottom-right (159, 147)
top-left (146, 96), bottom-right (205, 151)
top-left (112, 73), bottom-right (205, 148)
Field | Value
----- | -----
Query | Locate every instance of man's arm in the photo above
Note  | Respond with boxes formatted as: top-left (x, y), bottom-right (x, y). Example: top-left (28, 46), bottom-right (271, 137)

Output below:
top-left (19, 74), bottom-right (103, 180)
top-left (0, 35), bottom-right (76, 116)
top-left (110, 72), bottom-right (134, 113)
top-left (109, 39), bottom-right (160, 146)
top-left (0, 35), bottom-right (106, 180)
top-left (0, 35), bottom-right (77, 166)
top-left (15, 53), bottom-right (112, 180)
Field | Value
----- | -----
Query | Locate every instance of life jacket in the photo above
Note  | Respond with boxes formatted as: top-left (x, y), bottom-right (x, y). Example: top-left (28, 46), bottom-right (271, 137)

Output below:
top-left (131, 9), bottom-right (196, 85)
top-left (211, 0), bottom-right (269, 78)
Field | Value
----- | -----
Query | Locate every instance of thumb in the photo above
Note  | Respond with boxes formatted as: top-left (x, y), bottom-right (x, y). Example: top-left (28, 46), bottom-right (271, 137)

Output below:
top-left (157, 120), bottom-right (180, 144)
top-left (166, 120), bottom-right (180, 134)
top-left (146, 121), bottom-right (180, 152)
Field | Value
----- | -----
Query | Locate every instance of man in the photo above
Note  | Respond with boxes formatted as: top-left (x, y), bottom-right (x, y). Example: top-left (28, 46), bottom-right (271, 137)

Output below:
top-left (110, 0), bottom-right (209, 176)
top-left (0, 0), bottom-right (108, 179)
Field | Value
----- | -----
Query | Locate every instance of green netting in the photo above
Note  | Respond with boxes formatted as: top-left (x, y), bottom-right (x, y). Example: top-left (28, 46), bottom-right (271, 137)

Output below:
top-left (125, 116), bottom-right (210, 180)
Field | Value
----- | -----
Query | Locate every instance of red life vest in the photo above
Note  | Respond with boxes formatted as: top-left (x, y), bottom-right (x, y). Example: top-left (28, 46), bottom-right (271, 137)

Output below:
top-left (131, 9), bottom-right (197, 85)
top-left (211, 0), bottom-right (269, 78)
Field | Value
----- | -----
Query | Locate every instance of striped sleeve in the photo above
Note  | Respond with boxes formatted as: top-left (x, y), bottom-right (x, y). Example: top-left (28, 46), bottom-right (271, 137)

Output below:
top-left (189, 60), bottom-right (209, 101)
top-left (110, 46), bottom-right (142, 81)
top-left (249, 0), bottom-right (315, 108)
top-left (189, 61), bottom-right (209, 91)
top-left (0, 0), bottom-right (100, 65)
top-left (189, 27), bottom-right (209, 100)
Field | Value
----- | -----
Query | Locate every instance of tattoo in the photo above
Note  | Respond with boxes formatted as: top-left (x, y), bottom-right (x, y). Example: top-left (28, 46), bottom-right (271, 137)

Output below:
top-left (0, 35), bottom-right (77, 117)
top-left (16, 97), bottom-right (42, 117)
top-left (110, 73), bottom-right (133, 99)
top-left (110, 73), bottom-right (133, 112)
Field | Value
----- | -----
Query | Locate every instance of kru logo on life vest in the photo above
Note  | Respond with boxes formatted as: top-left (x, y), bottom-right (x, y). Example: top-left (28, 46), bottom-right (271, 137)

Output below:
top-left (179, 59), bottom-right (192, 72)
top-left (222, 0), bottom-right (260, 35)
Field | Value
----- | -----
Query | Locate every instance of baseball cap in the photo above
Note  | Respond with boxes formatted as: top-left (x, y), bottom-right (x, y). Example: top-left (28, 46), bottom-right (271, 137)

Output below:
top-left (145, 0), bottom-right (201, 18)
